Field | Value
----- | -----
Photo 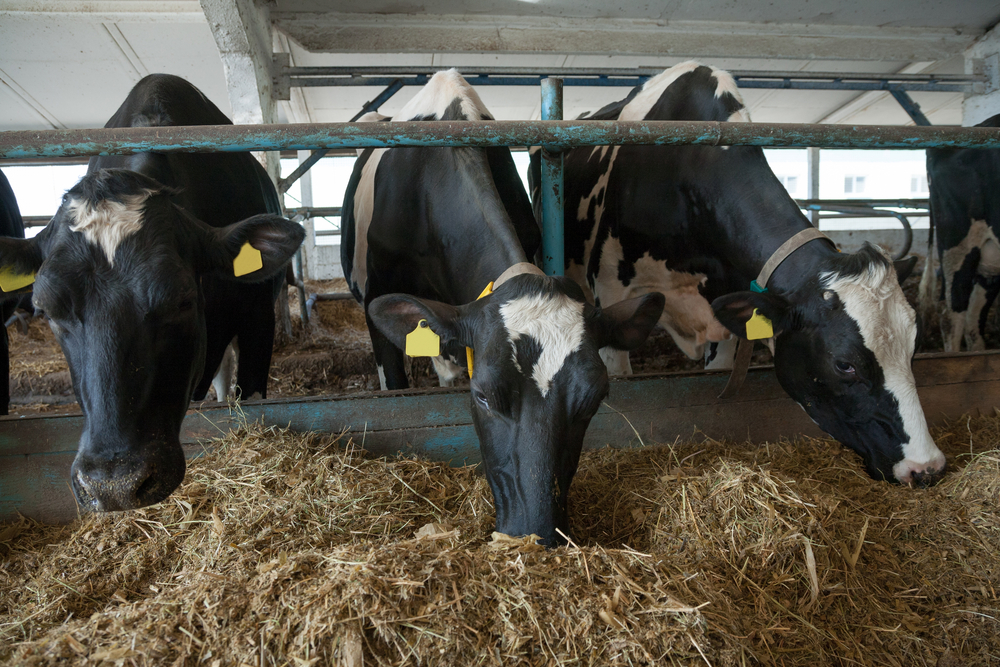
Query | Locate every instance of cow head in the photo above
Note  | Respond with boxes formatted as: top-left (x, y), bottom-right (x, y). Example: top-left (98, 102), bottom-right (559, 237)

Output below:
top-left (0, 169), bottom-right (304, 511)
top-left (369, 273), bottom-right (664, 546)
top-left (713, 245), bottom-right (946, 486)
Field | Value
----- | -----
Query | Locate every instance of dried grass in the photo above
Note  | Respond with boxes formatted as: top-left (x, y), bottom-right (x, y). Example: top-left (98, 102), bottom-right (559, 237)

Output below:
top-left (2, 411), bottom-right (999, 666)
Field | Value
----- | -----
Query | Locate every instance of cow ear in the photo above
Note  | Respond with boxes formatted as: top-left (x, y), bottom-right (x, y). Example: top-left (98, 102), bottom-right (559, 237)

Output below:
top-left (894, 255), bottom-right (918, 283)
top-left (368, 294), bottom-right (470, 351)
top-left (0, 233), bottom-right (46, 297)
top-left (205, 214), bottom-right (305, 281)
top-left (712, 291), bottom-right (792, 339)
top-left (595, 292), bottom-right (665, 351)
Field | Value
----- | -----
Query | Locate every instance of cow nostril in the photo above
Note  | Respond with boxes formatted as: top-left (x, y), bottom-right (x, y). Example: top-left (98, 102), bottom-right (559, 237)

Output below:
top-left (909, 465), bottom-right (946, 489)
top-left (133, 466), bottom-right (158, 503)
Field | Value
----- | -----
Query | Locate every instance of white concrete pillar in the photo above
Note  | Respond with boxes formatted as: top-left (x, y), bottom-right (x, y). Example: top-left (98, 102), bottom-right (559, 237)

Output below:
top-left (964, 24), bottom-right (1000, 127)
top-left (200, 0), bottom-right (280, 183)
top-left (297, 149), bottom-right (317, 280)
top-left (807, 146), bottom-right (820, 226)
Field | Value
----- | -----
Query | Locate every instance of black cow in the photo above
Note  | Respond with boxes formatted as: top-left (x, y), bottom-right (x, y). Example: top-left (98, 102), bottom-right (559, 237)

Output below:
top-left (926, 113), bottom-right (1000, 352)
top-left (0, 169), bottom-right (27, 415)
top-left (342, 70), bottom-right (664, 545)
top-left (0, 75), bottom-right (304, 512)
top-left (534, 61), bottom-right (946, 486)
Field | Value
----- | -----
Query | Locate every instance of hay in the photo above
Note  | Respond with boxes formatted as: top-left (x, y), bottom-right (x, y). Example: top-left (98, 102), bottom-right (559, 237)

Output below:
top-left (2, 413), bottom-right (1000, 666)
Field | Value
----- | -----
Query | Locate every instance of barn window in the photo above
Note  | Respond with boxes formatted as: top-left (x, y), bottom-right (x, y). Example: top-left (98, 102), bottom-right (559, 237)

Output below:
top-left (779, 175), bottom-right (798, 193)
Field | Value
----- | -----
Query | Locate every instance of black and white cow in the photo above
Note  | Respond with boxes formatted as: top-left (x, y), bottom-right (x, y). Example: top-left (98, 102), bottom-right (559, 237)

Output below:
top-left (926, 113), bottom-right (1000, 352)
top-left (535, 61), bottom-right (946, 486)
top-left (0, 75), bottom-right (304, 512)
top-left (342, 70), bottom-right (664, 545)
top-left (0, 169), bottom-right (27, 415)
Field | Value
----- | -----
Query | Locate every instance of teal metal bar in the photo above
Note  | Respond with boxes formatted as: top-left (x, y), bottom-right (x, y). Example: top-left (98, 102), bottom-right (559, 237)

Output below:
top-left (540, 78), bottom-right (564, 276)
top-left (4, 120), bottom-right (1000, 160)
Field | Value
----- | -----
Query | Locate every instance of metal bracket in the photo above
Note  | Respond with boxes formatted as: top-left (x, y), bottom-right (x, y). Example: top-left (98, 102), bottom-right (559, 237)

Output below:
top-left (272, 53), bottom-right (291, 101)
top-left (888, 88), bottom-right (932, 126)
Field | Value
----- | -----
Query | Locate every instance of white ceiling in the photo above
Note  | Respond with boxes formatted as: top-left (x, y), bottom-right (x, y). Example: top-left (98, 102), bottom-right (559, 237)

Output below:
top-left (0, 0), bottom-right (996, 136)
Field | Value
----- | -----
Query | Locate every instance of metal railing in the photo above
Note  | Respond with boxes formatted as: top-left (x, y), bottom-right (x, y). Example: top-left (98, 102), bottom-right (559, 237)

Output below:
top-left (3, 120), bottom-right (1000, 160)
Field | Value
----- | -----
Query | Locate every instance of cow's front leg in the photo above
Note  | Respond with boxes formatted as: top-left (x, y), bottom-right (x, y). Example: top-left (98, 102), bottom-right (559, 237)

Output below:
top-left (704, 337), bottom-right (738, 370)
top-left (599, 347), bottom-right (632, 376)
top-left (366, 310), bottom-right (409, 390)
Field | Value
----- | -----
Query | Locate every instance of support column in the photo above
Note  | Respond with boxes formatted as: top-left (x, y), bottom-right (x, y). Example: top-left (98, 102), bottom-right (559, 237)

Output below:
top-left (540, 77), bottom-right (564, 276)
top-left (807, 147), bottom-right (820, 227)
top-left (964, 24), bottom-right (1000, 126)
top-left (200, 0), bottom-right (279, 182)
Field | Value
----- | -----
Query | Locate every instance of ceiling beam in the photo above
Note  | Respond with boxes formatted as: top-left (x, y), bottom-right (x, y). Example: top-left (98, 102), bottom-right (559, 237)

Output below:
top-left (274, 14), bottom-right (980, 62)
top-left (0, 0), bottom-right (205, 21)
top-left (817, 62), bottom-right (935, 125)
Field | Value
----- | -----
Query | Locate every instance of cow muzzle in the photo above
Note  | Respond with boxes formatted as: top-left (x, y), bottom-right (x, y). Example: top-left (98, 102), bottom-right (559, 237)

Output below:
top-left (71, 444), bottom-right (185, 512)
top-left (893, 454), bottom-right (947, 488)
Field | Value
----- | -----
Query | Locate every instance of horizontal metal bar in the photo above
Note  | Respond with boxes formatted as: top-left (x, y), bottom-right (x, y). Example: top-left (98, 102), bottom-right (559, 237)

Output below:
top-left (796, 198), bottom-right (930, 209)
top-left (290, 75), bottom-right (969, 93)
top-left (286, 206), bottom-right (342, 219)
top-left (3, 120), bottom-right (1000, 160)
top-left (285, 65), bottom-right (981, 84)
top-left (21, 215), bottom-right (51, 227)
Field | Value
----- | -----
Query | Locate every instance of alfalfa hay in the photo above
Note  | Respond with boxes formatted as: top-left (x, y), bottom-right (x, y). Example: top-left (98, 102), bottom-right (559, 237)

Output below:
top-left (2, 412), bottom-right (999, 666)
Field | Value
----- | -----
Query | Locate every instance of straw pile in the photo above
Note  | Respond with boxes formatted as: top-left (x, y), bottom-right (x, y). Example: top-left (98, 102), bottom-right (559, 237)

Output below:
top-left (2, 413), bottom-right (999, 666)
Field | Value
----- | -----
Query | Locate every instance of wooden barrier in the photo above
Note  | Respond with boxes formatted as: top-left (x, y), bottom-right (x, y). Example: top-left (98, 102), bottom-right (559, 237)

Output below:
top-left (2, 350), bottom-right (998, 525)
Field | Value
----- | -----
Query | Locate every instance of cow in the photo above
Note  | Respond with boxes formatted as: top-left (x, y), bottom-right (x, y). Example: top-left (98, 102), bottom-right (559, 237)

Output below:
top-left (0, 169), bottom-right (27, 415)
top-left (532, 60), bottom-right (946, 487)
top-left (925, 113), bottom-right (1000, 352)
top-left (342, 70), bottom-right (665, 545)
top-left (0, 74), bottom-right (304, 512)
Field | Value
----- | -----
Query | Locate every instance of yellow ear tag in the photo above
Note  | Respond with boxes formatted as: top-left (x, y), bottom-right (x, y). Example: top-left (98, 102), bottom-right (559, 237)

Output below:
top-left (233, 242), bottom-right (263, 277)
top-left (466, 282), bottom-right (495, 378)
top-left (0, 268), bottom-right (35, 293)
top-left (405, 319), bottom-right (440, 357)
top-left (746, 308), bottom-right (773, 341)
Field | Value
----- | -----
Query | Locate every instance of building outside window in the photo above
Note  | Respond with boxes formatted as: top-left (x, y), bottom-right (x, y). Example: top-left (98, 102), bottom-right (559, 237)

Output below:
top-left (778, 175), bottom-right (798, 194)
top-left (844, 175), bottom-right (865, 194)
top-left (911, 174), bottom-right (928, 194)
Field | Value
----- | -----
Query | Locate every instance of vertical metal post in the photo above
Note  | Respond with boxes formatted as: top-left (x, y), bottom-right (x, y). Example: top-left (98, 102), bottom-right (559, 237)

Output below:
top-left (295, 149), bottom-right (313, 324)
top-left (807, 146), bottom-right (820, 227)
top-left (540, 77), bottom-right (564, 276)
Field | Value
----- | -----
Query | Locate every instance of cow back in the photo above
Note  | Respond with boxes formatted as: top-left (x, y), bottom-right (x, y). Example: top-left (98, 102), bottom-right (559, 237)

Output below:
top-left (89, 74), bottom-right (281, 226)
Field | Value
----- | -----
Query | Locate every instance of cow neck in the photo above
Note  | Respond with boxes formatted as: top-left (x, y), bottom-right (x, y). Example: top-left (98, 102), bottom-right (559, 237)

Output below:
top-left (459, 252), bottom-right (527, 303)
top-left (761, 229), bottom-right (840, 297)
top-left (754, 227), bottom-right (837, 293)
top-left (717, 226), bottom-right (837, 400)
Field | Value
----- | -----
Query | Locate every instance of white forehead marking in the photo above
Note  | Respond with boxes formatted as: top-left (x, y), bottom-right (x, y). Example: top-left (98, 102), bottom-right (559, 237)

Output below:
top-left (68, 191), bottom-right (152, 265)
top-left (500, 291), bottom-right (585, 397)
top-left (823, 260), bottom-right (943, 470)
top-left (395, 68), bottom-right (492, 122)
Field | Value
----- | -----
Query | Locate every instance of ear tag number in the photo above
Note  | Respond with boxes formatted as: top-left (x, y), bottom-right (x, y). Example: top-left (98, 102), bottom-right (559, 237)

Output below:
top-left (233, 242), bottom-right (263, 277)
top-left (0, 268), bottom-right (35, 293)
top-left (466, 281), bottom-right (495, 378)
top-left (406, 319), bottom-right (440, 357)
top-left (746, 308), bottom-right (773, 340)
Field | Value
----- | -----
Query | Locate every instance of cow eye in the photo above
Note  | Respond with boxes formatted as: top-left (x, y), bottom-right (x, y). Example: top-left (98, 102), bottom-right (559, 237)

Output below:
top-left (835, 361), bottom-right (855, 374)
top-left (472, 389), bottom-right (489, 410)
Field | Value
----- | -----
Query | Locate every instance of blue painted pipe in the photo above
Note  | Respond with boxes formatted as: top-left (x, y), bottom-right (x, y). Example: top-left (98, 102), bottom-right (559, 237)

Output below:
top-left (4, 120), bottom-right (1000, 160)
top-left (540, 78), bottom-right (565, 277)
